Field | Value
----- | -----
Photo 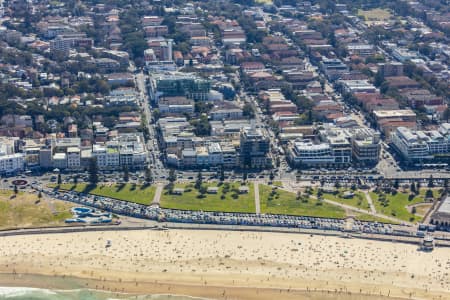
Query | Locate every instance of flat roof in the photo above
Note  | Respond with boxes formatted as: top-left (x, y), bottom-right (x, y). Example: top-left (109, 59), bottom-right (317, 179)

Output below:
top-left (373, 109), bottom-right (416, 118)
top-left (437, 197), bottom-right (450, 215)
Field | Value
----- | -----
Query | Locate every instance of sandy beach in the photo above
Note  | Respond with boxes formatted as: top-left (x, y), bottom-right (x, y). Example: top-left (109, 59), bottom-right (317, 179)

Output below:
top-left (0, 229), bottom-right (449, 300)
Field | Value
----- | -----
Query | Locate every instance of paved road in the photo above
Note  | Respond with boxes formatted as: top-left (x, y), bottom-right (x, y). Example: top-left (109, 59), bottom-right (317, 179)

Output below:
top-left (364, 190), bottom-right (377, 214)
top-left (254, 182), bottom-right (260, 214)
top-left (152, 184), bottom-right (164, 206)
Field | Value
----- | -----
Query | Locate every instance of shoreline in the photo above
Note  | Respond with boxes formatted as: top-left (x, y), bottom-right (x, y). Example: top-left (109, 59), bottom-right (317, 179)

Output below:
top-left (0, 229), bottom-right (449, 300)
top-left (0, 273), bottom-right (408, 300)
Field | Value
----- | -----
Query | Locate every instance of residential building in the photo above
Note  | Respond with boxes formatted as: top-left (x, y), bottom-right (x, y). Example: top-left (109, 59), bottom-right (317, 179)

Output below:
top-left (0, 153), bottom-right (24, 175)
top-left (391, 125), bottom-right (450, 162)
top-left (351, 128), bottom-right (381, 165)
top-left (239, 126), bottom-right (271, 169)
top-left (66, 147), bottom-right (81, 170)
top-left (150, 73), bottom-right (211, 102)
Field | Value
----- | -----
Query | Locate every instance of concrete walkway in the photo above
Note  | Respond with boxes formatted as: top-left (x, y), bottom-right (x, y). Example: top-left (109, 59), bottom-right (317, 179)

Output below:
top-left (282, 185), bottom-right (409, 225)
top-left (152, 184), bottom-right (164, 206)
top-left (319, 196), bottom-right (409, 225)
top-left (254, 182), bottom-right (261, 214)
top-left (363, 190), bottom-right (377, 214)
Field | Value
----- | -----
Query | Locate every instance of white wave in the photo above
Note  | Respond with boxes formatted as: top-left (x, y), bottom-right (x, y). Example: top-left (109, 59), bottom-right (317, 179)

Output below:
top-left (0, 286), bottom-right (57, 297)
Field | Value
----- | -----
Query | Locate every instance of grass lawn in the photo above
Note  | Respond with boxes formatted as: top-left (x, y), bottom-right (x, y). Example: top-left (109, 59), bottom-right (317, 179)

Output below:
top-left (160, 182), bottom-right (255, 213)
top-left (319, 189), bottom-right (370, 210)
top-left (369, 190), bottom-right (431, 223)
top-left (353, 213), bottom-right (398, 224)
top-left (272, 181), bottom-right (283, 187)
top-left (413, 203), bottom-right (433, 217)
top-left (0, 190), bottom-right (73, 230)
top-left (357, 8), bottom-right (392, 21)
top-left (51, 183), bottom-right (156, 205)
top-left (417, 188), bottom-right (441, 199)
top-left (259, 185), bottom-right (346, 218)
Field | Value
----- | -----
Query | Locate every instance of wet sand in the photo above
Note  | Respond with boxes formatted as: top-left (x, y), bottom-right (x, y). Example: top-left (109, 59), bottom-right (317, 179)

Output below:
top-left (0, 229), bottom-right (448, 299)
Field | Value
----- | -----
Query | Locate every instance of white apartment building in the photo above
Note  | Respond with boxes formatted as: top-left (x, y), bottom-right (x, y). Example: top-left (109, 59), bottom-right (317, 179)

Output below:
top-left (391, 126), bottom-right (450, 161)
top-left (288, 140), bottom-right (335, 166)
top-left (66, 147), bottom-right (81, 170)
top-left (92, 145), bottom-right (120, 170)
top-left (0, 153), bottom-right (24, 174)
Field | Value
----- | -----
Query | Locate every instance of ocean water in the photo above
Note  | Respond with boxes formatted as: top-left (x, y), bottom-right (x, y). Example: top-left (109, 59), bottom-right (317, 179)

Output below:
top-left (0, 287), bottom-right (211, 300)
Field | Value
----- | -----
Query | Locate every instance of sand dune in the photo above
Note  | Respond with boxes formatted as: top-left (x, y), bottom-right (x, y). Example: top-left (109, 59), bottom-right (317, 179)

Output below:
top-left (0, 229), bottom-right (449, 300)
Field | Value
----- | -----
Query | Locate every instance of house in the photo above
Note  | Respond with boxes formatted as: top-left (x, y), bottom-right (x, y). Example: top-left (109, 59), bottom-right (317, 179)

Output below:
top-left (207, 186), bottom-right (219, 194)
top-left (241, 61), bottom-right (265, 74)
top-left (172, 188), bottom-right (184, 195)
top-left (238, 186), bottom-right (249, 194)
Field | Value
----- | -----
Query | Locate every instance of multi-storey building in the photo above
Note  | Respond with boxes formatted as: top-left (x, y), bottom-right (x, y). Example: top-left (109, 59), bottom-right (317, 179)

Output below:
top-left (287, 125), bottom-right (381, 168)
top-left (0, 153), bottom-right (24, 175)
top-left (391, 126), bottom-right (450, 162)
top-left (66, 147), bottom-right (81, 170)
top-left (239, 126), bottom-right (271, 169)
top-left (350, 128), bottom-right (381, 166)
top-left (150, 72), bottom-right (211, 102)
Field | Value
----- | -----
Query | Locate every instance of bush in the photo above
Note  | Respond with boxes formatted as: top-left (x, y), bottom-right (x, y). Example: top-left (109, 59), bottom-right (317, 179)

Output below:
top-left (197, 194), bottom-right (206, 199)
top-left (231, 193), bottom-right (239, 199)
top-left (220, 194), bottom-right (226, 200)
top-left (408, 194), bottom-right (415, 201)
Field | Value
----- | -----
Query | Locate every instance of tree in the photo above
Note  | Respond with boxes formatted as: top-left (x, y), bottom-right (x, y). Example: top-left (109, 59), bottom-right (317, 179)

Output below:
top-left (443, 107), bottom-right (450, 122)
top-left (219, 167), bottom-right (225, 183)
top-left (168, 169), bottom-right (176, 184)
top-left (243, 171), bottom-right (248, 182)
top-left (393, 179), bottom-right (399, 189)
top-left (57, 173), bottom-right (62, 185)
top-left (145, 168), bottom-right (153, 183)
top-left (74, 174), bottom-right (79, 185)
top-left (38, 191), bottom-right (42, 200)
top-left (269, 171), bottom-right (275, 182)
top-left (412, 206), bottom-right (417, 214)
top-left (190, 115), bottom-right (211, 136)
top-left (416, 181), bottom-right (421, 193)
top-left (13, 185), bottom-right (18, 194)
top-left (428, 175), bottom-right (434, 188)
top-left (444, 178), bottom-right (449, 192)
top-left (88, 157), bottom-right (98, 185)
top-left (123, 165), bottom-right (129, 182)
top-left (243, 102), bottom-right (255, 118)
top-left (195, 171), bottom-right (203, 190)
